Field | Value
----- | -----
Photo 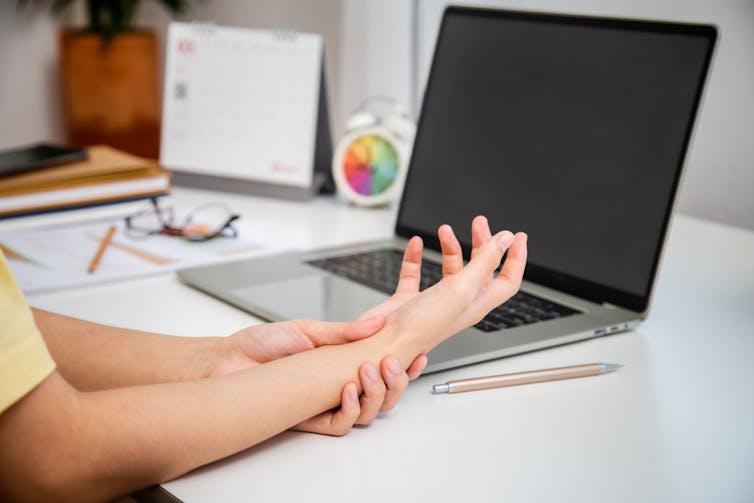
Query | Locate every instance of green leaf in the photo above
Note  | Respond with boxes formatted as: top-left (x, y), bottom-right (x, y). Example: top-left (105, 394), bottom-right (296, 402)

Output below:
top-left (51, 0), bottom-right (78, 15)
top-left (27, 0), bottom-right (200, 36)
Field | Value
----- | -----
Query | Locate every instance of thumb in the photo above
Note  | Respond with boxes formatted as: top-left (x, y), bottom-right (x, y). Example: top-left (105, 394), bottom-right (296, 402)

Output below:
top-left (299, 316), bottom-right (386, 347)
top-left (343, 315), bottom-right (386, 341)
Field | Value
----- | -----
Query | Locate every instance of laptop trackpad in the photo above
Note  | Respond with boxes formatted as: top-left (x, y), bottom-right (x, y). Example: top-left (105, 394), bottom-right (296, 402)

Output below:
top-left (231, 274), bottom-right (388, 321)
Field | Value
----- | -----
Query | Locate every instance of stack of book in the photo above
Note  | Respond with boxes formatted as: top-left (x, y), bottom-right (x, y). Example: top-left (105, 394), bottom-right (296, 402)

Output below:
top-left (0, 145), bottom-right (171, 218)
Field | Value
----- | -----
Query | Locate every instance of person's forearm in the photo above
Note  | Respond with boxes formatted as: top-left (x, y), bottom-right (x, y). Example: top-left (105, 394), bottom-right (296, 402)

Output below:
top-left (32, 308), bottom-right (220, 390)
top-left (0, 326), bottom-right (417, 502)
top-left (102, 327), bottom-right (416, 471)
top-left (2, 232), bottom-right (520, 501)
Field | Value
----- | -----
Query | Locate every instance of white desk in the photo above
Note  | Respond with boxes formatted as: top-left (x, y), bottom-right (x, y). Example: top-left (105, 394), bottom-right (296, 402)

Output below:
top-left (26, 187), bottom-right (754, 503)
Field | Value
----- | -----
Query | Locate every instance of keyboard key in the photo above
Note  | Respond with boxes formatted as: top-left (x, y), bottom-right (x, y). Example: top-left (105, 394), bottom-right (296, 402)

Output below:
top-left (306, 249), bottom-right (581, 331)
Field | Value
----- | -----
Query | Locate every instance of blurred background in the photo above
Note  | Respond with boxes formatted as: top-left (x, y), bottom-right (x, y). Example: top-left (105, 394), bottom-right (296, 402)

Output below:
top-left (1, 0), bottom-right (752, 230)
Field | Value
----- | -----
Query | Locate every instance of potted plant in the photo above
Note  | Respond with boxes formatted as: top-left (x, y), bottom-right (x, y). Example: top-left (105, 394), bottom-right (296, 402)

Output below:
top-left (22, 0), bottom-right (195, 158)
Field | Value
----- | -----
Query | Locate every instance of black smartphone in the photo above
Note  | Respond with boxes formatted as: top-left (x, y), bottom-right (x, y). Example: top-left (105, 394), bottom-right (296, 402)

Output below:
top-left (0, 143), bottom-right (88, 177)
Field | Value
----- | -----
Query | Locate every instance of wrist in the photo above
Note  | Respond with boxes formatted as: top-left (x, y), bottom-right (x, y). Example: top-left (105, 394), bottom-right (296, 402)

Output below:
top-left (179, 336), bottom-right (226, 382)
top-left (369, 318), bottom-right (429, 371)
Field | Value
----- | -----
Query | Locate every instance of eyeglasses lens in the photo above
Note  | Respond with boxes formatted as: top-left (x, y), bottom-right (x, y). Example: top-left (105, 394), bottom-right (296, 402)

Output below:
top-left (127, 207), bottom-right (170, 235)
top-left (182, 204), bottom-right (234, 240)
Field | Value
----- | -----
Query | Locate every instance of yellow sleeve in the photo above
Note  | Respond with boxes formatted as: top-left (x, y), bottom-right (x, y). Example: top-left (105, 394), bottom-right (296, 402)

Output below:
top-left (0, 251), bottom-right (56, 414)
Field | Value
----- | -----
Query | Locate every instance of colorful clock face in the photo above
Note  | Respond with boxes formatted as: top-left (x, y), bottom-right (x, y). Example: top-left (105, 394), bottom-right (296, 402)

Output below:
top-left (342, 134), bottom-right (399, 196)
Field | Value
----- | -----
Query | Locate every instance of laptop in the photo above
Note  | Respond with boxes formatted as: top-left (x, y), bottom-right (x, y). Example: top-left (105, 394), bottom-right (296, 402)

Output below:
top-left (178, 7), bottom-right (717, 373)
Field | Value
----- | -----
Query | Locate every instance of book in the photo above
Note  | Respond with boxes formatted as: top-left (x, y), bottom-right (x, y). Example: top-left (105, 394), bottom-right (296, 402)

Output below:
top-left (0, 145), bottom-right (170, 218)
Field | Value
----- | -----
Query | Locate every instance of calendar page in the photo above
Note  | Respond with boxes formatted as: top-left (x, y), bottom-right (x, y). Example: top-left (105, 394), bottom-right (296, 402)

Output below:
top-left (161, 23), bottom-right (323, 188)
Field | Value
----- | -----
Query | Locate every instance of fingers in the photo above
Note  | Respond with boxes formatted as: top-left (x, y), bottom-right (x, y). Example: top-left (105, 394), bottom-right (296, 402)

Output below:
top-left (292, 354), bottom-right (428, 436)
top-left (292, 382), bottom-right (361, 436)
top-left (438, 224), bottom-right (464, 276)
top-left (374, 354), bottom-right (427, 413)
top-left (341, 316), bottom-right (386, 342)
top-left (355, 362), bottom-right (387, 424)
top-left (394, 236), bottom-right (424, 295)
top-left (471, 215), bottom-right (492, 260)
top-left (406, 354), bottom-right (428, 380)
top-left (458, 230), bottom-right (515, 289)
top-left (498, 232), bottom-right (528, 286)
top-left (378, 356), bottom-right (409, 413)
top-left (297, 315), bottom-right (386, 347)
top-left (474, 232), bottom-right (528, 312)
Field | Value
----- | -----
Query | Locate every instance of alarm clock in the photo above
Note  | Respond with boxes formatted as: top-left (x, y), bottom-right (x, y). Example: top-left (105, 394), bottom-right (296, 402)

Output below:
top-left (332, 96), bottom-right (415, 207)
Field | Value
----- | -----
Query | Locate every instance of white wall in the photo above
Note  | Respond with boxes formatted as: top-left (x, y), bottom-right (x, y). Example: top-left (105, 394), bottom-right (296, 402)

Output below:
top-left (0, 0), bottom-right (345, 145)
top-left (0, 5), bottom-right (65, 148)
top-left (414, 0), bottom-right (754, 231)
top-left (340, 0), bottom-right (415, 121)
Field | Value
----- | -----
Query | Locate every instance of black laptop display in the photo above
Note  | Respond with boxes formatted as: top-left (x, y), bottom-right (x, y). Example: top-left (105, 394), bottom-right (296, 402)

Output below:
top-left (398, 8), bottom-right (716, 312)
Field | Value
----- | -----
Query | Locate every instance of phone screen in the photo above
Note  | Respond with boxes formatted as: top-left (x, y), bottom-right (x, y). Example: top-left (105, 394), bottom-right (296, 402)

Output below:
top-left (0, 144), bottom-right (87, 177)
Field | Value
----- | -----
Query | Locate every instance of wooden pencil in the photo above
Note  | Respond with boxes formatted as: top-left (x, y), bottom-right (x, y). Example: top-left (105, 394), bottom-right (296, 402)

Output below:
top-left (87, 225), bottom-right (117, 274)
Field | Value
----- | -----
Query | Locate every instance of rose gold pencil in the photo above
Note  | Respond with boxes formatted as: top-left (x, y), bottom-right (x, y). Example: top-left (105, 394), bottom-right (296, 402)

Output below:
top-left (431, 362), bottom-right (623, 394)
top-left (87, 224), bottom-right (117, 274)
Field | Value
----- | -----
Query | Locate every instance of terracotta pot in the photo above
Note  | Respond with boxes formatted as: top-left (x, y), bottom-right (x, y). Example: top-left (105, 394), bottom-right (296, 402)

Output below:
top-left (60, 29), bottom-right (161, 159)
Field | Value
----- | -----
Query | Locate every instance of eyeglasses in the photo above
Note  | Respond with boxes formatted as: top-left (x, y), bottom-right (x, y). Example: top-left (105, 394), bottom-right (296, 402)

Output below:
top-left (124, 198), bottom-right (241, 242)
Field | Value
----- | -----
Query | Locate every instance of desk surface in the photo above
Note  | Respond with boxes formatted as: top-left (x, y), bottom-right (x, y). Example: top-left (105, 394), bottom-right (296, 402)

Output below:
top-left (26, 187), bottom-right (754, 503)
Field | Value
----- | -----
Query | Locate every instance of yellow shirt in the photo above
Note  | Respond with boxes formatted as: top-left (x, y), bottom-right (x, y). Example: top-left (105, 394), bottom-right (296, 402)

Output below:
top-left (0, 251), bottom-right (55, 413)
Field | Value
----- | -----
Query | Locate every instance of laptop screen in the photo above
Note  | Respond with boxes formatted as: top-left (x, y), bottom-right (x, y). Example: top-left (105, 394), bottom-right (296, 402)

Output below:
top-left (396, 7), bottom-right (716, 312)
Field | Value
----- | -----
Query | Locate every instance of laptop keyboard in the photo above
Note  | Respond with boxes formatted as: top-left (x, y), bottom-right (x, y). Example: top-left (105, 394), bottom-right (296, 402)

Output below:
top-left (306, 249), bottom-right (581, 332)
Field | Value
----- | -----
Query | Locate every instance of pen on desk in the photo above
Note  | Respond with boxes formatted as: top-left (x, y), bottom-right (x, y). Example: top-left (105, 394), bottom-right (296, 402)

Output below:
top-left (431, 362), bottom-right (623, 394)
top-left (87, 224), bottom-right (117, 274)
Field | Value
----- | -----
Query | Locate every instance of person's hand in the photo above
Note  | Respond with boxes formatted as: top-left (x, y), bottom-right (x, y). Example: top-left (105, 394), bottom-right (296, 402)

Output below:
top-left (205, 317), bottom-right (427, 435)
top-left (354, 218), bottom-right (496, 374)
top-left (358, 215), bottom-right (503, 320)
top-left (378, 217), bottom-right (528, 360)
top-left (291, 355), bottom-right (425, 436)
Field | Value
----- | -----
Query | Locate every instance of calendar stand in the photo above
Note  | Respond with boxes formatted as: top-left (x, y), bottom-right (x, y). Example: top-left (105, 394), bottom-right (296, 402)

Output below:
top-left (161, 24), bottom-right (335, 201)
top-left (168, 60), bottom-right (334, 200)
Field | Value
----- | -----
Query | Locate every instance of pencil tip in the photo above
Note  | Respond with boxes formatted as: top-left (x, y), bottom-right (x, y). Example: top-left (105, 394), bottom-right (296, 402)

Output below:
top-left (602, 363), bottom-right (623, 373)
top-left (432, 383), bottom-right (450, 394)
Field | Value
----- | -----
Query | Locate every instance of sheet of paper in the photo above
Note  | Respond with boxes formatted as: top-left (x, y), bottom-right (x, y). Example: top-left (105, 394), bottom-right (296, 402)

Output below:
top-left (1, 218), bottom-right (291, 294)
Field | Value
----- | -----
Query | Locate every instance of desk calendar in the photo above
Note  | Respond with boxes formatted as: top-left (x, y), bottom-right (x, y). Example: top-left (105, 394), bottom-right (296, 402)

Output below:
top-left (160, 23), bottom-right (333, 200)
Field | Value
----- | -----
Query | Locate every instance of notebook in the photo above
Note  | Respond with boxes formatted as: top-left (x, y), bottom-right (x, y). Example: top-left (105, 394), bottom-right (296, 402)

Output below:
top-left (0, 146), bottom-right (170, 218)
top-left (178, 7), bottom-right (717, 373)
